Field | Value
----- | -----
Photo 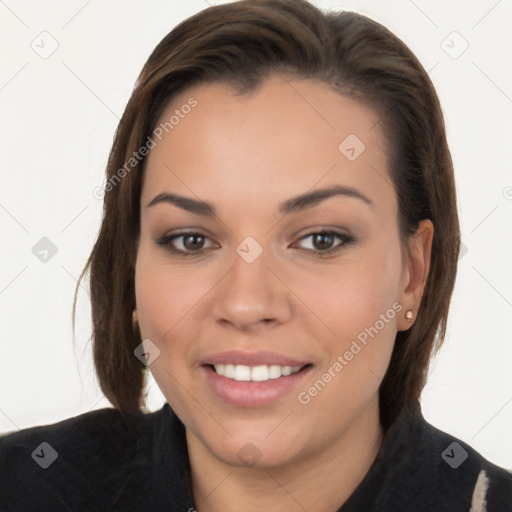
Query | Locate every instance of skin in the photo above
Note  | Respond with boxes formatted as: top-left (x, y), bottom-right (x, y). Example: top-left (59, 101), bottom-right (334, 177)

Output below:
top-left (134, 75), bottom-right (433, 512)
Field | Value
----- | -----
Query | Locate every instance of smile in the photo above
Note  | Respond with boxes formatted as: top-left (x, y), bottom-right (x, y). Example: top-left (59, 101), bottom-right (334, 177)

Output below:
top-left (202, 362), bottom-right (313, 407)
top-left (212, 363), bottom-right (303, 382)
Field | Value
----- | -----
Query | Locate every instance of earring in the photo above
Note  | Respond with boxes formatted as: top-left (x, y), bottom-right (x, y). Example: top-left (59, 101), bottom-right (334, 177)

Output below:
top-left (132, 309), bottom-right (138, 332)
top-left (405, 310), bottom-right (414, 322)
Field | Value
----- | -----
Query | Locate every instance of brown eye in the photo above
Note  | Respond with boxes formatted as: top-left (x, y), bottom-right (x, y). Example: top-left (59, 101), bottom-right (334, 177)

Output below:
top-left (182, 234), bottom-right (206, 251)
top-left (295, 230), bottom-right (353, 254)
top-left (312, 232), bottom-right (336, 250)
top-left (156, 232), bottom-right (217, 255)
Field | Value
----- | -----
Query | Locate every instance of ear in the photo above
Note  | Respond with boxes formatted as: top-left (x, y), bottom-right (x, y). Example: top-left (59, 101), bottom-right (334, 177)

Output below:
top-left (396, 219), bottom-right (434, 331)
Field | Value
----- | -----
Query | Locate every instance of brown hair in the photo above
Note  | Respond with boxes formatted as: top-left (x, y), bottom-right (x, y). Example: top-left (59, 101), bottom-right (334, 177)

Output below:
top-left (74, 0), bottom-right (460, 428)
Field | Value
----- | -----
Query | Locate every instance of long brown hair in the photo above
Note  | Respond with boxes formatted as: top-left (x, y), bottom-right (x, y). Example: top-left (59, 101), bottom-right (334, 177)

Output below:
top-left (73, 0), bottom-right (460, 428)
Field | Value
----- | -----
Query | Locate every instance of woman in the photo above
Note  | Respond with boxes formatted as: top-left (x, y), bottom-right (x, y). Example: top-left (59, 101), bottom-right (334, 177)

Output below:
top-left (1, 0), bottom-right (510, 510)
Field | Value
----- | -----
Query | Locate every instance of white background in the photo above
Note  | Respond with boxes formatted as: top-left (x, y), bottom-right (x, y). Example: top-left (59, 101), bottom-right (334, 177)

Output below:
top-left (1, 0), bottom-right (511, 468)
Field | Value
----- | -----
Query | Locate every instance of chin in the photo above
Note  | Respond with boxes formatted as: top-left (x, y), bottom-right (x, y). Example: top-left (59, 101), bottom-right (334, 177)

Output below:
top-left (182, 409), bottom-right (308, 469)
top-left (207, 435), bottom-right (304, 470)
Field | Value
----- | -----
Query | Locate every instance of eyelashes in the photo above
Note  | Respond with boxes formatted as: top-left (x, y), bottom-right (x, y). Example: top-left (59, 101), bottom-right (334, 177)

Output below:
top-left (294, 231), bottom-right (353, 253)
top-left (156, 232), bottom-right (217, 254)
top-left (155, 230), bottom-right (355, 257)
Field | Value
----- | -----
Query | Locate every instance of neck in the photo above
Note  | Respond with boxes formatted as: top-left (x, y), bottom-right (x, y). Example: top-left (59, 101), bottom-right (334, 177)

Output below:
top-left (187, 397), bottom-right (384, 512)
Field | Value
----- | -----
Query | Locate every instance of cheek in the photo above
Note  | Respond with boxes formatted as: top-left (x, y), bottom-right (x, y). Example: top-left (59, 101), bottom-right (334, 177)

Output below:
top-left (293, 248), bottom-right (402, 419)
top-left (296, 238), bottom-right (403, 336)
top-left (134, 245), bottom-right (220, 378)
top-left (294, 234), bottom-right (403, 395)
top-left (134, 245), bottom-right (188, 357)
top-left (135, 243), bottom-right (199, 336)
top-left (134, 252), bottom-right (194, 406)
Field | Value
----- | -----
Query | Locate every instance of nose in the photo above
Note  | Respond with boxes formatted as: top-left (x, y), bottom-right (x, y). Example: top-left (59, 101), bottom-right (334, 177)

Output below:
top-left (212, 243), bottom-right (293, 332)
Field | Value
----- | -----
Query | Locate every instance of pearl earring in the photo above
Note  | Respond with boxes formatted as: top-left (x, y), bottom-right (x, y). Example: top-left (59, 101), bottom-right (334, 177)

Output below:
top-left (405, 310), bottom-right (414, 321)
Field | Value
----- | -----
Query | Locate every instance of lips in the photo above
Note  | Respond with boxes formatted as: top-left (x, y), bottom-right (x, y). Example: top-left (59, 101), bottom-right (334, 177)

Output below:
top-left (200, 350), bottom-right (313, 407)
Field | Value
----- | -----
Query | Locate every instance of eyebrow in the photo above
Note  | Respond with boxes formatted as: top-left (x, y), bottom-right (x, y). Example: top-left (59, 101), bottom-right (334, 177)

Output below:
top-left (146, 185), bottom-right (373, 216)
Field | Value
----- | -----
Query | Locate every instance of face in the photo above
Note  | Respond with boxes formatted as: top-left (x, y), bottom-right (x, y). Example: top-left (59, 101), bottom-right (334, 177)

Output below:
top-left (135, 75), bottom-right (431, 469)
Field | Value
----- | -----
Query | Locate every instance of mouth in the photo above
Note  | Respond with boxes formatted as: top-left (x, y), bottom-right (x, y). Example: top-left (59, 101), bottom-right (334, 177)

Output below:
top-left (201, 360), bottom-right (313, 407)
top-left (207, 363), bottom-right (312, 382)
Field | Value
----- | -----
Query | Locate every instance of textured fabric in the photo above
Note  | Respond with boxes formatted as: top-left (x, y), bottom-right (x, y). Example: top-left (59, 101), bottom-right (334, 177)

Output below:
top-left (1, 402), bottom-right (511, 511)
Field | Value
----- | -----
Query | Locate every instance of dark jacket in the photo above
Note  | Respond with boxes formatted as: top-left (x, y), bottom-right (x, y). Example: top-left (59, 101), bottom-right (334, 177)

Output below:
top-left (1, 401), bottom-right (511, 511)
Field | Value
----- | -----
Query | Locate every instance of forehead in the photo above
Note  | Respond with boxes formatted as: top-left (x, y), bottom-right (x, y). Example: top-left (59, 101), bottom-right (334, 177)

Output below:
top-left (141, 75), bottom-right (393, 214)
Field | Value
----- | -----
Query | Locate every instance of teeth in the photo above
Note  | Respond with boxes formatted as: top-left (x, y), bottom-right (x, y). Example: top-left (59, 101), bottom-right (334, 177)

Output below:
top-left (251, 365), bottom-right (269, 381)
top-left (234, 365), bottom-right (251, 381)
top-left (213, 363), bottom-right (302, 381)
top-left (224, 364), bottom-right (235, 379)
top-left (268, 365), bottom-right (282, 379)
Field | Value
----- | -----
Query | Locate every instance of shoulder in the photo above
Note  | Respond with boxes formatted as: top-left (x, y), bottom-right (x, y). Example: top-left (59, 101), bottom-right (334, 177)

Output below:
top-left (390, 405), bottom-right (512, 511)
top-left (424, 419), bottom-right (512, 511)
top-left (0, 406), bottom-right (157, 511)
